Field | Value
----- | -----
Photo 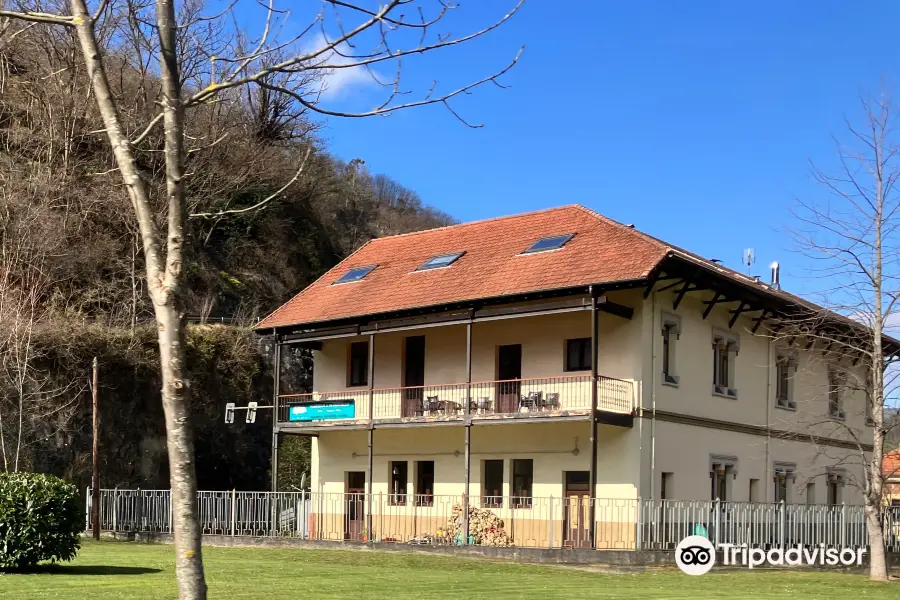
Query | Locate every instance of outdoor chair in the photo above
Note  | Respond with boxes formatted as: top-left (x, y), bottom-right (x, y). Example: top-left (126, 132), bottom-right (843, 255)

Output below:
top-left (424, 396), bottom-right (441, 415)
top-left (520, 391), bottom-right (542, 411)
top-left (544, 392), bottom-right (560, 410)
top-left (476, 397), bottom-right (492, 414)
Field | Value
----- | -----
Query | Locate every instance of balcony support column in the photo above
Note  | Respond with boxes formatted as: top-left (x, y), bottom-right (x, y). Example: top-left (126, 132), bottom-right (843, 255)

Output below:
top-left (271, 335), bottom-right (282, 493)
top-left (463, 320), bottom-right (473, 545)
top-left (589, 288), bottom-right (600, 548)
top-left (366, 333), bottom-right (375, 542)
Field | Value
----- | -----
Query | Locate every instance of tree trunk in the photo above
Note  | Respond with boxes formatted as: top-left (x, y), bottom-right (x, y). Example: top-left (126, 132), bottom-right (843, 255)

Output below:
top-left (156, 302), bottom-right (207, 599)
top-left (865, 503), bottom-right (888, 580)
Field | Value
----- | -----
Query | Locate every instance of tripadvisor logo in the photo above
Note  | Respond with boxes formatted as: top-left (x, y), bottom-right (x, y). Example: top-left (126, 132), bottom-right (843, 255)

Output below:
top-left (675, 536), bottom-right (867, 575)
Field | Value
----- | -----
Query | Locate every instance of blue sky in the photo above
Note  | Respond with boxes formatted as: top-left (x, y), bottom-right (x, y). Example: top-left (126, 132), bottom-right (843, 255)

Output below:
top-left (303, 2), bottom-right (900, 297)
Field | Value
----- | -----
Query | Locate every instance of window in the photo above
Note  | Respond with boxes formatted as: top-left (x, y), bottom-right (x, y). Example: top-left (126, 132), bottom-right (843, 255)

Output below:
top-left (749, 478), bottom-right (760, 502)
top-left (348, 341), bottom-right (369, 387)
top-left (333, 264), bottom-right (376, 284)
top-left (775, 355), bottom-right (796, 409)
top-left (806, 481), bottom-right (816, 504)
top-left (415, 461), bottom-right (435, 506)
top-left (773, 463), bottom-right (796, 503)
top-left (828, 369), bottom-right (845, 419)
top-left (661, 313), bottom-right (681, 385)
top-left (710, 455), bottom-right (737, 501)
top-left (417, 252), bottom-right (464, 270)
top-left (482, 460), bottom-right (504, 507)
top-left (826, 471), bottom-right (844, 505)
top-left (512, 459), bottom-right (533, 508)
top-left (660, 472), bottom-right (674, 500)
top-left (712, 329), bottom-right (739, 397)
top-left (521, 233), bottom-right (575, 254)
top-left (390, 461), bottom-right (408, 505)
top-left (565, 338), bottom-right (591, 372)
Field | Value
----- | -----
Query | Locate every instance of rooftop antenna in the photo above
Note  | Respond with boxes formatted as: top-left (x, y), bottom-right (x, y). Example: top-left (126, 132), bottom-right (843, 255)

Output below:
top-left (770, 261), bottom-right (781, 290)
top-left (743, 248), bottom-right (755, 275)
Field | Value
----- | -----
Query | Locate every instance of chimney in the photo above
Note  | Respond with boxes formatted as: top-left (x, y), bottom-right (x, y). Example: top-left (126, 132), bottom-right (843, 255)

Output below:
top-left (770, 261), bottom-right (780, 290)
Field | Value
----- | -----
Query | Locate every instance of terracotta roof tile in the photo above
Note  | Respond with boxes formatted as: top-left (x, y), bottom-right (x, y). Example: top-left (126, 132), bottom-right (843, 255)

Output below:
top-left (885, 449), bottom-right (900, 479)
top-left (258, 205), bottom-right (669, 329)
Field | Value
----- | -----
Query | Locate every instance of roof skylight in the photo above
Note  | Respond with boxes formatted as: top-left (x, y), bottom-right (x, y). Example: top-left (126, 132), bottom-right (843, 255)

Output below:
top-left (333, 265), bottom-right (377, 284)
top-left (522, 233), bottom-right (575, 254)
top-left (417, 252), bottom-right (464, 271)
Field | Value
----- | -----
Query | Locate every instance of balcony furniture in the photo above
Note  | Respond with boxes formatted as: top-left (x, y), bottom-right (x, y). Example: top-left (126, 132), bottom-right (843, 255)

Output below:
top-left (520, 391), bottom-right (543, 412)
top-left (544, 392), bottom-right (560, 410)
top-left (424, 396), bottom-right (441, 415)
top-left (476, 397), bottom-right (492, 414)
top-left (441, 400), bottom-right (462, 415)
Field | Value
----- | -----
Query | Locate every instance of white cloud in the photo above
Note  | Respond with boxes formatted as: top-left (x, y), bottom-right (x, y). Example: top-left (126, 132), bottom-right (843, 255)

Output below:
top-left (304, 32), bottom-right (380, 100)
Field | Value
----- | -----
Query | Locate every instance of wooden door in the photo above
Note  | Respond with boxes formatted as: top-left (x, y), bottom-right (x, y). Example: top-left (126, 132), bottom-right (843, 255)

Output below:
top-left (345, 472), bottom-right (366, 541)
top-left (563, 471), bottom-right (591, 548)
top-left (402, 336), bottom-right (425, 417)
top-left (496, 344), bottom-right (522, 414)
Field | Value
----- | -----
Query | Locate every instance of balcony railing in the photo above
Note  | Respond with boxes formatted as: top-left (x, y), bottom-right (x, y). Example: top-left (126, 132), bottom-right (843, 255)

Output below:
top-left (277, 375), bottom-right (634, 425)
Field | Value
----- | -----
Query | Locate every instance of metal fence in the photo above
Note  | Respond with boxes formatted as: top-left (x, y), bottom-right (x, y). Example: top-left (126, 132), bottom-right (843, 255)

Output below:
top-left (87, 489), bottom-right (900, 552)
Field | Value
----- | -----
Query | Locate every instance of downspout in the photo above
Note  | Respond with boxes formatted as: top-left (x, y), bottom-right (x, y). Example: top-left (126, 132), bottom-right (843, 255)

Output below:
top-left (765, 335), bottom-right (771, 502)
top-left (650, 292), bottom-right (657, 499)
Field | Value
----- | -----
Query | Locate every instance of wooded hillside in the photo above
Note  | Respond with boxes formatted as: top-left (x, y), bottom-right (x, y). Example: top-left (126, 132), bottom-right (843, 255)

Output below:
top-left (0, 25), bottom-right (450, 490)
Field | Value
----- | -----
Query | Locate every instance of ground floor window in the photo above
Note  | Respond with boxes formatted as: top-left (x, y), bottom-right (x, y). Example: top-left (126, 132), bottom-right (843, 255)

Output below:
top-left (390, 461), bottom-right (408, 505)
top-left (415, 461), bottom-right (434, 506)
top-left (512, 459), bottom-right (533, 508)
top-left (482, 460), bottom-right (503, 507)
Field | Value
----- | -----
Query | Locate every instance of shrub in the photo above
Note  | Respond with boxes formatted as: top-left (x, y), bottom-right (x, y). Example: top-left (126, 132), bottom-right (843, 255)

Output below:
top-left (0, 472), bottom-right (81, 569)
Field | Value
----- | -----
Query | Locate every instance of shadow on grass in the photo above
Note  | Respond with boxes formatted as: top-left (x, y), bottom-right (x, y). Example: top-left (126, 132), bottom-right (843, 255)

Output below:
top-left (9, 565), bottom-right (163, 576)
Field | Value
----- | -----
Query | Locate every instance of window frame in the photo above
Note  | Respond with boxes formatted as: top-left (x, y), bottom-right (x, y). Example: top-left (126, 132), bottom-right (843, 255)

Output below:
top-left (416, 252), bottom-right (465, 271)
top-left (709, 455), bottom-right (738, 501)
top-left (564, 337), bottom-right (592, 372)
top-left (521, 233), bottom-right (575, 254)
top-left (415, 460), bottom-right (435, 507)
top-left (773, 462), bottom-right (796, 504)
top-left (347, 341), bottom-right (370, 387)
top-left (482, 459), bottom-right (504, 508)
top-left (389, 461), bottom-right (408, 506)
top-left (827, 368), bottom-right (845, 420)
top-left (775, 353), bottom-right (797, 410)
top-left (661, 312), bottom-right (682, 386)
top-left (511, 459), bottom-right (533, 509)
top-left (333, 264), bottom-right (377, 284)
top-left (711, 328), bottom-right (739, 398)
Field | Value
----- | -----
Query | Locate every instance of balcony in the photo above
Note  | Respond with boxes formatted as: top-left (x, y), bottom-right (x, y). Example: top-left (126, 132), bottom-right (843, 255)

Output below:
top-left (277, 374), bottom-right (634, 427)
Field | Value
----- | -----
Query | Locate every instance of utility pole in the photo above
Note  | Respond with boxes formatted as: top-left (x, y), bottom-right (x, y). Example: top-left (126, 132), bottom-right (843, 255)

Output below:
top-left (91, 357), bottom-right (100, 541)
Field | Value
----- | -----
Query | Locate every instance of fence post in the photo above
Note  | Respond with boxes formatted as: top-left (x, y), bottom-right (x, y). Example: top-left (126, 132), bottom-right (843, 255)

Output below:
top-left (840, 502), bottom-right (846, 549)
top-left (713, 498), bottom-right (720, 549)
top-left (168, 490), bottom-right (173, 534)
top-left (636, 497), bottom-right (642, 551)
top-left (112, 487), bottom-right (118, 533)
top-left (231, 489), bottom-right (237, 537)
top-left (378, 492), bottom-right (383, 543)
top-left (548, 495), bottom-right (554, 549)
top-left (85, 487), bottom-right (91, 532)
top-left (778, 500), bottom-right (785, 549)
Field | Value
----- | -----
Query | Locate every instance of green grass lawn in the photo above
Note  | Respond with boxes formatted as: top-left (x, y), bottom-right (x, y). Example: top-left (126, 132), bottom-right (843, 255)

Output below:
top-left (0, 541), bottom-right (895, 599)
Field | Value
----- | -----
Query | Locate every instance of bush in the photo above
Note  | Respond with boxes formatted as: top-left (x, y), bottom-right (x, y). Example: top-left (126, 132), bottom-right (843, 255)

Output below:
top-left (0, 472), bottom-right (81, 569)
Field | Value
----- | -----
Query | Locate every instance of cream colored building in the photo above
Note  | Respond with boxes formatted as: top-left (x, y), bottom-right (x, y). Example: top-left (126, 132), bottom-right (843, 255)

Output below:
top-left (258, 205), bottom-right (885, 547)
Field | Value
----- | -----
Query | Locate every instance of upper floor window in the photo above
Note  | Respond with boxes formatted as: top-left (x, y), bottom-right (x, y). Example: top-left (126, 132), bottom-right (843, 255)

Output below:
top-left (564, 338), bottom-right (591, 372)
top-left (661, 312), bottom-right (681, 386)
top-left (776, 354), bottom-right (796, 409)
top-left (827, 368), bottom-right (845, 420)
top-left (348, 341), bottom-right (369, 387)
top-left (712, 328), bottom-right (739, 398)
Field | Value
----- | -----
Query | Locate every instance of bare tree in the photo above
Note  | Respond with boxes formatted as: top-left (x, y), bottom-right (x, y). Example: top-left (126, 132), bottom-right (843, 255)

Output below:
top-left (786, 94), bottom-right (900, 580)
top-left (0, 2), bottom-right (523, 597)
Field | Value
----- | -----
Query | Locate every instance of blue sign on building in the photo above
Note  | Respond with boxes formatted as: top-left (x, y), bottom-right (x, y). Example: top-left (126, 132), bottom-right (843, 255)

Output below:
top-left (288, 401), bottom-right (355, 421)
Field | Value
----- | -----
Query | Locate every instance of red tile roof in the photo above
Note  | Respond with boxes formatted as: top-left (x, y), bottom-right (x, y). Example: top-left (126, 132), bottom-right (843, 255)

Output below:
top-left (885, 449), bottom-right (900, 480)
top-left (258, 205), bottom-right (668, 329)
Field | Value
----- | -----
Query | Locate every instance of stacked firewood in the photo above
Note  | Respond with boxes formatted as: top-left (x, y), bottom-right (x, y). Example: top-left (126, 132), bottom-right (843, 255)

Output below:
top-left (444, 504), bottom-right (512, 547)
